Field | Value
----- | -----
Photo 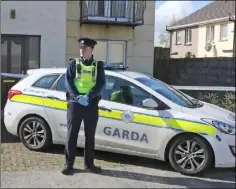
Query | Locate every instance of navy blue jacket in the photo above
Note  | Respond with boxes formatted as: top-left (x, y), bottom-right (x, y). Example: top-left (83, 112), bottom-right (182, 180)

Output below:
top-left (65, 56), bottom-right (105, 103)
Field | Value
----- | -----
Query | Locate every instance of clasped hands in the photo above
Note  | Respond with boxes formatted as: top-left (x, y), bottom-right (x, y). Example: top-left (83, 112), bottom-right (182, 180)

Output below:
top-left (76, 95), bottom-right (89, 106)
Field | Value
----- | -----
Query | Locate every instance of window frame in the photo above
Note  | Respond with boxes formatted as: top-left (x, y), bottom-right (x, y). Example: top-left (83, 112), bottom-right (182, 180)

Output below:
top-left (85, 0), bottom-right (130, 22)
top-left (107, 41), bottom-right (126, 65)
top-left (32, 74), bottom-right (60, 90)
top-left (102, 75), bottom-right (170, 110)
top-left (185, 29), bottom-right (192, 45)
top-left (94, 40), bottom-right (127, 65)
top-left (220, 24), bottom-right (228, 41)
top-left (176, 31), bottom-right (181, 45)
top-left (28, 36), bottom-right (41, 70)
top-left (52, 74), bottom-right (67, 92)
top-left (1, 34), bottom-right (41, 74)
top-left (206, 25), bottom-right (215, 43)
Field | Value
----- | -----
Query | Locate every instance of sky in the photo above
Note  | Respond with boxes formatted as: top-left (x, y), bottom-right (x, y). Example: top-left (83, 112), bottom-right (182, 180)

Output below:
top-left (155, 1), bottom-right (212, 46)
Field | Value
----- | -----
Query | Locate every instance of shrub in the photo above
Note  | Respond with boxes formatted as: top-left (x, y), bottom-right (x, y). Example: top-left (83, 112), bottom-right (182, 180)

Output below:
top-left (221, 92), bottom-right (235, 112)
top-left (198, 92), bottom-right (235, 113)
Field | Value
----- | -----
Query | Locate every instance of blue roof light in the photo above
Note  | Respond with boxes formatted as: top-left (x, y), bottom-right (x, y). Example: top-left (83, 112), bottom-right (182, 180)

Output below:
top-left (103, 63), bottom-right (128, 70)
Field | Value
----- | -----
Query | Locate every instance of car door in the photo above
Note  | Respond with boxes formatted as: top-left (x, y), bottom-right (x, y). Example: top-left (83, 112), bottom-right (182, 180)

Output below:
top-left (98, 75), bottom-right (170, 156)
top-left (23, 73), bottom-right (60, 118)
top-left (42, 74), bottom-right (87, 145)
top-left (42, 74), bottom-right (104, 146)
top-left (41, 74), bottom-right (71, 142)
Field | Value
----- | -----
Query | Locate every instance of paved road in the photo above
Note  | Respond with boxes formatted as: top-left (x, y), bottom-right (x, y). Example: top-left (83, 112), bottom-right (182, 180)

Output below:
top-left (2, 166), bottom-right (235, 188)
top-left (1, 124), bottom-right (235, 188)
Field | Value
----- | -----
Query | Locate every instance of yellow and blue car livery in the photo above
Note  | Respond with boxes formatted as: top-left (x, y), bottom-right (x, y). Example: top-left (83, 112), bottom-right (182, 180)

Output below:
top-left (9, 92), bottom-right (217, 136)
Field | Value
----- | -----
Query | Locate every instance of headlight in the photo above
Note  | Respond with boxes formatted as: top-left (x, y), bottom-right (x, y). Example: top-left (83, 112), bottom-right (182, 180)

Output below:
top-left (201, 118), bottom-right (235, 135)
top-left (228, 113), bottom-right (235, 121)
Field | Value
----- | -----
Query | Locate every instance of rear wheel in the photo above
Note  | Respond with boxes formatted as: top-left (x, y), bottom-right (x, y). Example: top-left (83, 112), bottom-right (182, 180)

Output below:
top-left (168, 134), bottom-right (213, 176)
top-left (19, 116), bottom-right (52, 151)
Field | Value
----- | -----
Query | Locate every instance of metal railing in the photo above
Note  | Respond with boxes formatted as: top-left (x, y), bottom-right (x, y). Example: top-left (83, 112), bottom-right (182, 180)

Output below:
top-left (80, 0), bottom-right (146, 27)
top-left (172, 85), bottom-right (235, 92)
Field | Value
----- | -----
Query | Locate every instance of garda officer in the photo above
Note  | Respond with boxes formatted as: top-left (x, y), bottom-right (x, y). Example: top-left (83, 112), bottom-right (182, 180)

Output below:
top-left (61, 38), bottom-right (105, 175)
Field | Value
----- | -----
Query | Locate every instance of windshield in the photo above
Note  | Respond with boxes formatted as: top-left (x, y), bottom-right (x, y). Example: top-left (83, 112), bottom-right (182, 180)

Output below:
top-left (135, 77), bottom-right (202, 108)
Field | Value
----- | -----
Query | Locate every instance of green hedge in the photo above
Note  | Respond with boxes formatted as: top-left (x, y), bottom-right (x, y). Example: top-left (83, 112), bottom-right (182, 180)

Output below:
top-left (198, 92), bottom-right (235, 112)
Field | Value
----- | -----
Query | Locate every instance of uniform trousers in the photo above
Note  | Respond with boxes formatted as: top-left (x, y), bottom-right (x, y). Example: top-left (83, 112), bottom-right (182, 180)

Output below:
top-left (64, 101), bottom-right (99, 168)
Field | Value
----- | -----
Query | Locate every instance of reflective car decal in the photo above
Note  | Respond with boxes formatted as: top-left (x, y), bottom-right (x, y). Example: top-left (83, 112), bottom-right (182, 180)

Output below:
top-left (103, 126), bottom-right (149, 143)
top-left (10, 93), bottom-right (217, 135)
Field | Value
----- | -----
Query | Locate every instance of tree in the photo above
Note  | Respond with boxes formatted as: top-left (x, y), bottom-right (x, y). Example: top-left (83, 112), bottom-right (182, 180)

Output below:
top-left (159, 32), bottom-right (170, 48)
top-left (158, 14), bottom-right (178, 48)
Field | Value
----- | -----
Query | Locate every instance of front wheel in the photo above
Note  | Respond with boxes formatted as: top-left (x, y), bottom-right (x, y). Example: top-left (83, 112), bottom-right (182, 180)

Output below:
top-left (19, 116), bottom-right (52, 151)
top-left (168, 134), bottom-right (214, 176)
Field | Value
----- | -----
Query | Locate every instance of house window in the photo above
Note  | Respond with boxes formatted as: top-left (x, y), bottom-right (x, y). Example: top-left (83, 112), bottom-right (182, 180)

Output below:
top-left (176, 31), bottom-right (181, 44)
top-left (111, 1), bottom-right (127, 18)
top-left (220, 24), bottom-right (228, 40)
top-left (93, 40), bottom-right (126, 65)
top-left (206, 26), bottom-right (215, 43)
top-left (87, 0), bottom-right (129, 19)
top-left (97, 0), bottom-right (105, 17)
top-left (28, 36), bottom-right (40, 69)
top-left (185, 29), bottom-right (192, 44)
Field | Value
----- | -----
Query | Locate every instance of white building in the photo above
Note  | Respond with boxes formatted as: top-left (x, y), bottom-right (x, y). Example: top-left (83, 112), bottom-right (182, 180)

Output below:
top-left (1, 1), bottom-right (154, 75)
top-left (1, 1), bottom-right (67, 72)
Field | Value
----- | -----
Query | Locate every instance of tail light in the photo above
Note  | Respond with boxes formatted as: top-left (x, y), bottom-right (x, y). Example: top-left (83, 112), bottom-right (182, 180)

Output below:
top-left (8, 89), bottom-right (22, 100)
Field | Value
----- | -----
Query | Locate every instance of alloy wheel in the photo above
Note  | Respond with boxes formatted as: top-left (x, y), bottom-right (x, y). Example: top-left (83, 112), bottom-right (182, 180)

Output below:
top-left (22, 121), bottom-right (46, 147)
top-left (174, 140), bottom-right (206, 171)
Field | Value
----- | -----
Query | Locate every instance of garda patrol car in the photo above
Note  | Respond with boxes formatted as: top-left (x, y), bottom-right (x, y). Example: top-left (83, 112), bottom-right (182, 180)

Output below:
top-left (3, 64), bottom-right (235, 176)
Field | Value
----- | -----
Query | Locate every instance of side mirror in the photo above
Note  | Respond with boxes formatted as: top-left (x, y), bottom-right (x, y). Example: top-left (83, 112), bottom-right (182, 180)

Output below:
top-left (142, 98), bottom-right (158, 109)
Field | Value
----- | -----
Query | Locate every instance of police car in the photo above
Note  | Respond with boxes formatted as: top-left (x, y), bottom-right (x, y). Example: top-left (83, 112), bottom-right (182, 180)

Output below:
top-left (3, 64), bottom-right (235, 176)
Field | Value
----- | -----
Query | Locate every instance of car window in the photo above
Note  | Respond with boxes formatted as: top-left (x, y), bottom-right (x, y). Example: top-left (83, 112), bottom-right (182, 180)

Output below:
top-left (101, 76), bottom-right (117, 100)
top-left (135, 77), bottom-right (198, 108)
top-left (105, 76), bottom-right (117, 90)
top-left (33, 74), bottom-right (59, 89)
top-left (56, 74), bottom-right (66, 92)
top-left (102, 75), bottom-right (168, 110)
top-left (130, 86), bottom-right (145, 96)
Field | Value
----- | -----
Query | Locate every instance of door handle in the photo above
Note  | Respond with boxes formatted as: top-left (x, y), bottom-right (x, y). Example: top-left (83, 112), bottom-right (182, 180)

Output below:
top-left (99, 106), bottom-right (112, 112)
top-left (46, 96), bottom-right (60, 100)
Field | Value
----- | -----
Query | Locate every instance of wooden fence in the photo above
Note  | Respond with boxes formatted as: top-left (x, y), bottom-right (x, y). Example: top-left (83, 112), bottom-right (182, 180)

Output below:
top-left (153, 47), bottom-right (235, 87)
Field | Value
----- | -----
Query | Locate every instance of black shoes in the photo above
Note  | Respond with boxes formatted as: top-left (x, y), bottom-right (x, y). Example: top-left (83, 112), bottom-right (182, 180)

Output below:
top-left (85, 165), bottom-right (102, 173)
top-left (61, 165), bottom-right (73, 175)
top-left (61, 164), bottom-right (102, 175)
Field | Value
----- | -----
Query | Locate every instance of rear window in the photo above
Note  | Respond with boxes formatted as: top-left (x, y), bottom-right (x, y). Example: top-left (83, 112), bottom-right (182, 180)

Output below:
top-left (33, 74), bottom-right (59, 89)
top-left (56, 74), bottom-right (66, 92)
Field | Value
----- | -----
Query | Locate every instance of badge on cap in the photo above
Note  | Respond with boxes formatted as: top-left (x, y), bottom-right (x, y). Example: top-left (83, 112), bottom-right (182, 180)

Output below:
top-left (81, 40), bottom-right (84, 44)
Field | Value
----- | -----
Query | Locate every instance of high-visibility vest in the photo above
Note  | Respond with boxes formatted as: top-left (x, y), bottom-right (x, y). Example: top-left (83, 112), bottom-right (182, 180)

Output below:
top-left (73, 58), bottom-right (97, 94)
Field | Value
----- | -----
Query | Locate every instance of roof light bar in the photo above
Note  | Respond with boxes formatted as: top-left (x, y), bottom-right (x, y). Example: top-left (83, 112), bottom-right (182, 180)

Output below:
top-left (103, 63), bottom-right (128, 70)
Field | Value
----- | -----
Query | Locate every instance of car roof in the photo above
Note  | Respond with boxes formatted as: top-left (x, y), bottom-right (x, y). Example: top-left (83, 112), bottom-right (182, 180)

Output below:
top-left (119, 71), bottom-right (149, 79)
top-left (27, 68), bottom-right (149, 79)
top-left (27, 68), bottom-right (66, 75)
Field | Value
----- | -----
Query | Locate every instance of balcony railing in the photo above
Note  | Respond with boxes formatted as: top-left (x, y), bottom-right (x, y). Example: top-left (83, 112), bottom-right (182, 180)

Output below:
top-left (80, 0), bottom-right (146, 27)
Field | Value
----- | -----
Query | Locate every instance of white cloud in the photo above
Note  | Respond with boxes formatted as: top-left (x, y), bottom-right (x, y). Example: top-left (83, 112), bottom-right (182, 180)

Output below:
top-left (155, 1), bottom-right (194, 46)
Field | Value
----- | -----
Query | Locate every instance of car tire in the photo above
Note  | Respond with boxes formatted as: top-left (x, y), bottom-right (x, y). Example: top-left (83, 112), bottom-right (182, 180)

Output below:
top-left (168, 134), bottom-right (213, 176)
top-left (19, 116), bottom-right (52, 151)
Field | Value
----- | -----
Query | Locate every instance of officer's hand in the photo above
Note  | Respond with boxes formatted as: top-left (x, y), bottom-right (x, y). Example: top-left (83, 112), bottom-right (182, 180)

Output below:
top-left (78, 95), bottom-right (89, 106)
top-left (76, 95), bottom-right (82, 102)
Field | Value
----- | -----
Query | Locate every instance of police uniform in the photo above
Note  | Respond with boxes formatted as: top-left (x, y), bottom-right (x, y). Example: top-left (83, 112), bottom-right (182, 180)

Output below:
top-left (62, 38), bottom-right (105, 175)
